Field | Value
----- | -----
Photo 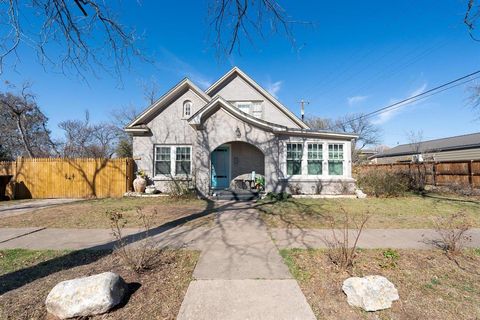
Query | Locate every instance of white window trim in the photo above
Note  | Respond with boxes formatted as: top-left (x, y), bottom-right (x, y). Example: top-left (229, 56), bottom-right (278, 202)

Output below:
top-left (154, 145), bottom-right (192, 178)
top-left (183, 101), bottom-right (193, 118)
top-left (283, 140), bottom-right (349, 179)
top-left (232, 101), bottom-right (264, 119)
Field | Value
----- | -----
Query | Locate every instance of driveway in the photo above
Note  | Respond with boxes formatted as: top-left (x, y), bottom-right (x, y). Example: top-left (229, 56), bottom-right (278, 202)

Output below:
top-left (0, 199), bottom-right (80, 218)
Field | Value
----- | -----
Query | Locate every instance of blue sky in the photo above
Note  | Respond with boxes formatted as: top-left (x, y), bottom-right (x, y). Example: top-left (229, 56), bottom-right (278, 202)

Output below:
top-left (1, 0), bottom-right (480, 146)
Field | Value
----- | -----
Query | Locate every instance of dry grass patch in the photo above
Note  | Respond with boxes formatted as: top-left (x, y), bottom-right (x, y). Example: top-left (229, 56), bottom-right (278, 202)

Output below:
top-left (0, 197), bottom-right (214, 228)
top-left (0, 248), bottom-right (198, 320)
top-left (258, 194), bottom-right (480, 229)
top-left (281, 248), bottom-right (480, 319)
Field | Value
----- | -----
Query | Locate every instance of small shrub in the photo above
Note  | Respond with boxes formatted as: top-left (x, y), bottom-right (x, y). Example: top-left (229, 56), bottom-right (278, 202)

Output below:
top-left (323, 207), bottom-right (369, 271)
top-left (166, 178), bottom-right (196, 199)
top-left (356, 169), bottom-right (410, 197)
top-left (433, 211), bottom-right (472, 257)
top-left (108, 208), bottom-right (159, 273)
top-left (265, 192), bottom-right (292, 201)
top-left (380, 248), bottom-right (400, 269)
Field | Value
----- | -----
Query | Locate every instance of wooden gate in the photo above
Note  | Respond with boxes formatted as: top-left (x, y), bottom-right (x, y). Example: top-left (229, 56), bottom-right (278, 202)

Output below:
top-left (0, 158), bottom-right (134, 199)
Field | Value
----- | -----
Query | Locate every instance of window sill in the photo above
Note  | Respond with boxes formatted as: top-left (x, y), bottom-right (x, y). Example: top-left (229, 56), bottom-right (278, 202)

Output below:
top-left (279, 176), bottom-right (354, 182)
top-left (153, 175), bottom-right (193, 181)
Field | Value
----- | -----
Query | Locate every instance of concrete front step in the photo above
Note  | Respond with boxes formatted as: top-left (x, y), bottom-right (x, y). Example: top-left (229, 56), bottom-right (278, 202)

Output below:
top-left (177, 279), bottom-right (316, 320)
top-left (212, 190), bottom-right (261, 201)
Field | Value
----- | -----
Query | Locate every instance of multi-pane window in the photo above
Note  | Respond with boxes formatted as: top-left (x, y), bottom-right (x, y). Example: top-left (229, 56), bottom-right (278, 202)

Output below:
top-left (154, 146), bottom-right (192, 176)
top-left (286, 143), bottom-right (303, 175)
top-left (307, 143), bottom-right (323, 175)
top-left (155, 147), bottom-right (171, 175)
top-left (175, 147), bottom-right (191, 175)
top-left (251, 102), bottom-right (262, 118)
top-left (328, 144), bottom-right (344, 175)
top-left (236, 102), bottom-right (251, 114)
top-left (234, 101), bottom-right (263, 119)
top-left (183, 101), bottom-right (192, 117)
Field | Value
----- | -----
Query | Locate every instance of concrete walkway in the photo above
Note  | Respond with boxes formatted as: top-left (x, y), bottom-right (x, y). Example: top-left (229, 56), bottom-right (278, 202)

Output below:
top-left (271, 228), bottom-right (480, 249)
top-left (0, 199), bottom-right (80, 218)
top-left (176, 201), bottom-right (316, 320)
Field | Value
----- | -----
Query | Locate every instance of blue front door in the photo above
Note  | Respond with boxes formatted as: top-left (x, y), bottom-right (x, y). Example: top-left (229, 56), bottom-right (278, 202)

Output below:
top-left (211, 146), bottom-right (230, 189)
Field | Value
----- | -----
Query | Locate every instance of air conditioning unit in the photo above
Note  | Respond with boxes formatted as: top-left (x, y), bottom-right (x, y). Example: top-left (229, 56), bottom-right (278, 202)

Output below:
top-left (412, 154), bottom-right (423, 163)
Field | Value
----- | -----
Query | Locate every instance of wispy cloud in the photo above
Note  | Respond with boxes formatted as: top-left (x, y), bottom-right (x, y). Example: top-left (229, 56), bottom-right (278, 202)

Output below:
top-left (373, 83), bottom-right (428, 124)
top-left (347, 95), bottom-right (369, 106)
top-left (265, 79), bottom-right (283, 98)
top-left (155, 48), bottom-right (212, 89)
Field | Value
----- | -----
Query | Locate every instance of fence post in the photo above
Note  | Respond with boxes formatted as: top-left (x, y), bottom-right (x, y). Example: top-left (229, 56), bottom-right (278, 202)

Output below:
top-left (432, 162), bottom-right (437, 186)
top-left (468, 160), bottom-right (473, 188)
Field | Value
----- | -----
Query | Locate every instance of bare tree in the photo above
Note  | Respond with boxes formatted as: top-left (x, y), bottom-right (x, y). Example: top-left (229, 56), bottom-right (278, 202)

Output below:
top-left (465, 0), bottom-right (480, 41)
top-left (306, 113), bottom-right (382, 163)
top-left (208, 0), bottom-right (307, 55)
top-left (0, 82), bottom-right (57, 158)
top-left (304, 116), bottom-right (334, 131)
top-left (406, 130), bottom-right (424, 162)
top-left (58, 111), bottom-right (117, 158)
top-left (406, 130), bottom-right (427, 191)
top-left (0, 0), bottom-right (140, 78)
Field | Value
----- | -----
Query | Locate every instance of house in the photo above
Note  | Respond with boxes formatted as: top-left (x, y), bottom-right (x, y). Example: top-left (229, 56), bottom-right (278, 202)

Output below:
top-left (369, 132), bottom-right (480, 164)
top-left (356, 148), bottom-right (377, 164)
top-left (125, 67), bottom-right (358, 196)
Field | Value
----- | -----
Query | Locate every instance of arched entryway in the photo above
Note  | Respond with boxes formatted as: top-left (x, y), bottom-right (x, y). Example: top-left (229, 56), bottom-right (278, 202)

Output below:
top-left (211, 141), bottom-right (265, 190)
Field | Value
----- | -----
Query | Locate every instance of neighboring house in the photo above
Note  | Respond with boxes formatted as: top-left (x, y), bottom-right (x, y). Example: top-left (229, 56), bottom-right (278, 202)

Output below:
top-left (369, 132), bottom-right (480, 164)
top-left (356, 149), bottom-right (377, 164)
top-left (126, 67), bottom-right (358, 196)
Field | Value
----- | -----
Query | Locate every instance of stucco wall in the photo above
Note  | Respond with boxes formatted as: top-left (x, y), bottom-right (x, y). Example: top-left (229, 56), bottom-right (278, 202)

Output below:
top-left (131, 77), bottom-right (355, 196)
top-left (211, 76), bottom-right (301, 128)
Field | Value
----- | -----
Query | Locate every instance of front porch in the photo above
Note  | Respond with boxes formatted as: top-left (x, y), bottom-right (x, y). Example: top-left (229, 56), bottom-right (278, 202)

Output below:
top-left (210, 141), bottom-right (265, 194)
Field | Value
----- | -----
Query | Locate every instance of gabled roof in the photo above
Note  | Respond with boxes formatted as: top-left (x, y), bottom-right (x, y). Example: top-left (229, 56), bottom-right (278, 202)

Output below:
top-left (205, 67), bottom-right (309, 129)
top-left (126, 78), bottom-right (210, 130)
top-left (188, 96), bottom-right (358, 140)
top-left (371, 132), bottom-right (480, 159)
top-left (188, 96), bottom-right (288, 131)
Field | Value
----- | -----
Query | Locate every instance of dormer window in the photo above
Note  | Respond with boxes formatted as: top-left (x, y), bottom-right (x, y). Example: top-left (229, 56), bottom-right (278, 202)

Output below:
top-left (183, 100), bottom-right (192, 117)
top-left (233, 101), bottom-right (263, 119)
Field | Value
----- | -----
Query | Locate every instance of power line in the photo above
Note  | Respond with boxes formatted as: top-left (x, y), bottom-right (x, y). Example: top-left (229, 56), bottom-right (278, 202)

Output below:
top-left (346, 70), bottom-right (480, 124)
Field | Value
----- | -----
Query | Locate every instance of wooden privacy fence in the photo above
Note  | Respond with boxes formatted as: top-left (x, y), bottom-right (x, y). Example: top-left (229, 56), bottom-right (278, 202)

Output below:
top-left (0, 158), bottom-right (135, 199)
top-left (355, 160), bottom-right (480, 188)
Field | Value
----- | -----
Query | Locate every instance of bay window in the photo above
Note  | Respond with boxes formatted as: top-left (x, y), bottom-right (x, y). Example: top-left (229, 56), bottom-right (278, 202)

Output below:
top-left (328, 144), bottom-right (344, 175)
top-left (154, 145), bottom-right (192, 176)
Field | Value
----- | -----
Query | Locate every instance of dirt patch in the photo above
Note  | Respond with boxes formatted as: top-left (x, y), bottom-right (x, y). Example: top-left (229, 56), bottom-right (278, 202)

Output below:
top-left (281, 248), bottom-right (480, 319)
top-left (0, 249), bottom-right (198, 320)
top-left (257, 194), bottom-right (480, 229)
top-left (0, 197), bottom-right (214, 229)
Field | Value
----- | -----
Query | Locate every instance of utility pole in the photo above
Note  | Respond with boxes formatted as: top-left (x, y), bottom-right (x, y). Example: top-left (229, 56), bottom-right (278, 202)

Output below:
top-left (298, 99), bottom-right (310, 122)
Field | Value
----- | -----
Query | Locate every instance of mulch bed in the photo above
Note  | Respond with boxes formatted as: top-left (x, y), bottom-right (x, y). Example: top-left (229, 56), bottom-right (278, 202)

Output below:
top-left (0, 249), bottom-right (199, 320)
top-left (282, 248), bottom-right (480, 320)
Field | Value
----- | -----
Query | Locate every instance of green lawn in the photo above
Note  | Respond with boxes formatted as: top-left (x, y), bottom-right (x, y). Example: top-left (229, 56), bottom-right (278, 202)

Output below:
top-left (0, 197), bottom-right (214, 229)
top-left (0, 249), bottom-right (70, 275)
top-left (257, 193), bottom-right (480, 229)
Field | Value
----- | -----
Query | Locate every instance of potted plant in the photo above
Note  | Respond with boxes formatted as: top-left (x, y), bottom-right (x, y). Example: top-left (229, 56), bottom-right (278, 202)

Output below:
top-left (133, 170), bottom-right (147, 193)
top-left (255, 176), bottom-right (265, 191)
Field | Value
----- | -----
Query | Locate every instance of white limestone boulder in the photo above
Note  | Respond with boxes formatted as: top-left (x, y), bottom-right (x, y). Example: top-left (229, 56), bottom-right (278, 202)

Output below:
top-left (342, 275), bottom-right (399, 311)
top-left (355, 189), bottom-right (367, 199)
top-left (45, 272), bottom-right (127, 319)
